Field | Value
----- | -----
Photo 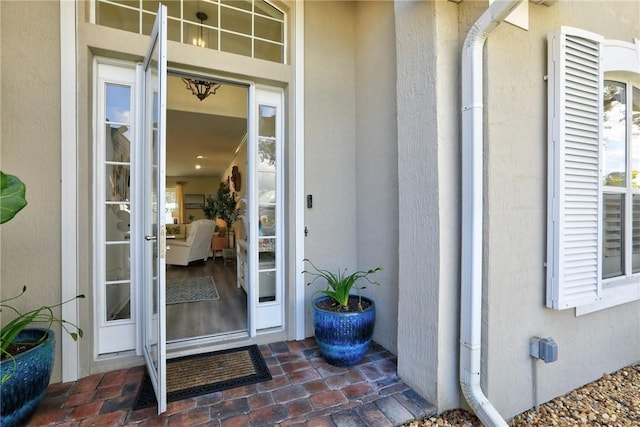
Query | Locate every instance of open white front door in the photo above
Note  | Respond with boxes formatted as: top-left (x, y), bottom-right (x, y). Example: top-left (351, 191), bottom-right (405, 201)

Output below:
top-left (141, 4), bottom-right (168, 414)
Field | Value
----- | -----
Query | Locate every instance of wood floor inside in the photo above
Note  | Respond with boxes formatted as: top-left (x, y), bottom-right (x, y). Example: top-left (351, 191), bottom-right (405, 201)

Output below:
top-left (165, 256), bottom-right (247, 341)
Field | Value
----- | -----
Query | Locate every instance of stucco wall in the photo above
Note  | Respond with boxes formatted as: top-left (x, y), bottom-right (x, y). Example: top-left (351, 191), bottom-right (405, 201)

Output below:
top-left (303, 2), bottom-right (358, 335)
top-left (354, 1), bottom-right (399, 355)
top-left (394, 0), bottom-right (639, 418)
top-left (395, 0), bottom-right (450, 409)
top-left (0, 1), bottom-right (64, 381)
top-left (482, 1), bottom-right (640, 418)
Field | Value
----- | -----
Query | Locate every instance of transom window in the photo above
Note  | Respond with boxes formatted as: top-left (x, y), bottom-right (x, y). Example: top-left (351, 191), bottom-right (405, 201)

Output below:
top-left (602, 80), bottom-right (640, 279)
top-left (95, 0), bottom-right (285, 63)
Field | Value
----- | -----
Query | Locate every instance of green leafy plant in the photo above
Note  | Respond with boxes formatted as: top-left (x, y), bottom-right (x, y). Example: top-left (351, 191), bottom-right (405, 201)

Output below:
top-left (0, 171), bottom-right (84, 383)
top-left (0, 171), bottom-right (27, 224)
top-left (1, 287), bottom-right (84, 384)
top-left (303, 259), bottom-right (382, 311)
top-left (207, 184), bottom-right (242, 247)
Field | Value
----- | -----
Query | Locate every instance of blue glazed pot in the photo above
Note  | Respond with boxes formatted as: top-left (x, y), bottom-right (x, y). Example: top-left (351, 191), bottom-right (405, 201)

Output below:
top-left (313, 296), bottom-right (375, 366)
top-left (1, 328), bottom-right (55, 427)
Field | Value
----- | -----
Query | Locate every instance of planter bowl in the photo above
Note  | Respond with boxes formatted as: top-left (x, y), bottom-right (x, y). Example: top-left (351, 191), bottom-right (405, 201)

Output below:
top-left (1, 328), bottom-right (55, 427)
top-left (312, 295), bottom-right (375, 366)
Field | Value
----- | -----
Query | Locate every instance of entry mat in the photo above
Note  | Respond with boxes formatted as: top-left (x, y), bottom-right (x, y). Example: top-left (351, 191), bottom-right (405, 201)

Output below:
top-left (132, 344), bottom-right (272, 410)
top-left (166, 276), bottom-right (219, 304)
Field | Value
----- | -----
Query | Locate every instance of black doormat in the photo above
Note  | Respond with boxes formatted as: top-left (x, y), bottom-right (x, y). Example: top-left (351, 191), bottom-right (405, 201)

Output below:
top-left (132, 344), bottom-right (272, 410)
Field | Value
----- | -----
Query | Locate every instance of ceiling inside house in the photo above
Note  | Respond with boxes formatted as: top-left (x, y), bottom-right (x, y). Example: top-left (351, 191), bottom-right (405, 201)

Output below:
top-left (166, 75), bottom-right (248, 178)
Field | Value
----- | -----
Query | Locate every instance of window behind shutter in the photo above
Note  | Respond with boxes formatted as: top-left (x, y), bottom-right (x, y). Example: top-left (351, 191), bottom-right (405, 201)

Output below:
top-left (546, 27), bottom-right (604, 309)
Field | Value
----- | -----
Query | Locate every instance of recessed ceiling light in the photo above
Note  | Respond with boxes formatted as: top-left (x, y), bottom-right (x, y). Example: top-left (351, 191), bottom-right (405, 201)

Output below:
top-left (195, 164), bottom-right (201, 170)
top-left (196, 155), bottom-right (204, 159)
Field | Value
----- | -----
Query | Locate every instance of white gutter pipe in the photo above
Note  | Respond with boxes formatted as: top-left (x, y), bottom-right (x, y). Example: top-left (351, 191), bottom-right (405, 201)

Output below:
top-left (460, 1), bottom-right (524, 426)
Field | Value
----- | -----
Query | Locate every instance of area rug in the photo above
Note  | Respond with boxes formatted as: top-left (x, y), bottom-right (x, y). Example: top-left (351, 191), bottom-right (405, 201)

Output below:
top-left (132, 345), bottom-right (272, 410)
top-left (166, 276), bottom-right (219, 304)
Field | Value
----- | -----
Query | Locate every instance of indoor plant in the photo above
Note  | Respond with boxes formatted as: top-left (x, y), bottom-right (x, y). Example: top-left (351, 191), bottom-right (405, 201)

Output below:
top-left (303, 259), bottom-right (382, 366)
top-left (0, 171), bottom-right (84, 427)
top-left (205, 183), bottom-right (242, 253)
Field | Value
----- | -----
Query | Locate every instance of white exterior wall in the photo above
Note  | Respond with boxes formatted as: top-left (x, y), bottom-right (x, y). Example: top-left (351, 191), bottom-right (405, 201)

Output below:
top-left (482, 1), bottom-right (640, 419)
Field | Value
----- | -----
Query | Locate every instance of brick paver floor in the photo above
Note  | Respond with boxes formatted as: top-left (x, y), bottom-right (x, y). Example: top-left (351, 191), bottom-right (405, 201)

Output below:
top-left (28, 338), bottom-right (436, 426)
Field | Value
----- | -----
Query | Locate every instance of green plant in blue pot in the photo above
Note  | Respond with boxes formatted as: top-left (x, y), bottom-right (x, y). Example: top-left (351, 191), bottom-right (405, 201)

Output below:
top-left (0, 171), bottom-right (84, 427)
top-left (303, 259), bottom-right (382, 366)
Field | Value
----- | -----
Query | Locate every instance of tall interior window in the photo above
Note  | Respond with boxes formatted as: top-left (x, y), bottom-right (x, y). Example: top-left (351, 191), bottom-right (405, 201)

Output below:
top-left (602, 80), bottom-right (640, 279)
top-left (95, 0), bottom-right (285, 63)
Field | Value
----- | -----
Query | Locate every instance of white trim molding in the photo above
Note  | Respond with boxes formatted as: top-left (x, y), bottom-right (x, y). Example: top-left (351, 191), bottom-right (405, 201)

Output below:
top-left (60, 0), bottom-right (79, 382)
top-left (294, 0), bottom-right (305, 340)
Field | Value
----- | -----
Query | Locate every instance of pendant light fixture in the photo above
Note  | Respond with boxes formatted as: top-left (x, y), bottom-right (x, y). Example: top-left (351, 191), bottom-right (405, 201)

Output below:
top-left (181, 78), bottom-right (222, 101)
top-left (181, 11), bottom-right (221, 101)
top-left (192, 11), bottom-right (208, 48)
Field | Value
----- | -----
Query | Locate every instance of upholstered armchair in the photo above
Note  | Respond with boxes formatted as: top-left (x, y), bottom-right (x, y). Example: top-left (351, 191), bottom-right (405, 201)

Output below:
top-left (166, 219), bottom-right (216, 266)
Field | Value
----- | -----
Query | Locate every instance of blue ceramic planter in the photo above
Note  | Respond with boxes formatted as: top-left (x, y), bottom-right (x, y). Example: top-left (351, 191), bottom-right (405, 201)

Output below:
top-left (313, 296), bottom-right (375, 366)
top-left (1, 328), bottom-right (55, 427)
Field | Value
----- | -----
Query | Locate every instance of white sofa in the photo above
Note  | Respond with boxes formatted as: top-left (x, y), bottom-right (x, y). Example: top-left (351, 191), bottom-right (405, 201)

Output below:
top-left (166, 219), bottom-right (216, 266)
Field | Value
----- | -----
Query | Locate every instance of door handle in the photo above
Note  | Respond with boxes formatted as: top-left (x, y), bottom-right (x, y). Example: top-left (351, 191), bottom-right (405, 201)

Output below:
top-left (145, 235), bottom-right (157, 241)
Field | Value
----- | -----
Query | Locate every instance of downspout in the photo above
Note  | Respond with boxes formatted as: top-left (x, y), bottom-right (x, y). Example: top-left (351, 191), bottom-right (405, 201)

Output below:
top-left (460, 1), bottom-right (524, 426)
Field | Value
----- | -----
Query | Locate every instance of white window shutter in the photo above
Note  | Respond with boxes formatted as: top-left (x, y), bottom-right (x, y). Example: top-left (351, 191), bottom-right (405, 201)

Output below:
top-left (546, 27), bottom-right (604, 310)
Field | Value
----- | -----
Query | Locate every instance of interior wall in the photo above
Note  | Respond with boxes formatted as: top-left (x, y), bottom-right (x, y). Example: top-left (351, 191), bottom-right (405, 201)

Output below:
top-left (479, 1), bottom-right (640, 418)
top-left (166, 176), bottom-right (221, 222)
top-left (220, 141), bottom-right (247, 239)
top-left (0, 1), bottom-right (64, 381)
top-left (303, 2), bottom-right (358, 336)
top-left (354, 1), bottom-right (399, 355)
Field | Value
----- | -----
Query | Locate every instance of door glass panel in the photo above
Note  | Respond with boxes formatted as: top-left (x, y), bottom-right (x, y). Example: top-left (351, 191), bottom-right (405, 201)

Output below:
top-left (258, 270), bottom-right (276, 302)
top-left (106, 283), bottom-right (131, 320)
top-left (259, 106), bottom-right (276, 136)
top-left (106, 244), bottom-right (131, 281)
top-left (602, 193), bottom-right (625, 279)
top-left (256, 100), bottom-right (279, 310)
top-left (258, 174), bottom-right (275, 204)
top-left (105, 204), bottom-right (131, 240)
top-left (106, 124), bottom-right (132, 161)
top-left (105, 165), bottom-right (131, 201)
top-left (103, 82), bottom-right (133, 326)
top-left (258, 138), bottom-right (276, 168)
top-left (259, 206), bottom-right (275, 236)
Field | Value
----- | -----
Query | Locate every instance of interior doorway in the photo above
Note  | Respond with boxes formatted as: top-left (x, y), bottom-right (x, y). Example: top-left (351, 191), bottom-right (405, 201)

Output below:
top-left (164, 74), bottom-right (249, 342)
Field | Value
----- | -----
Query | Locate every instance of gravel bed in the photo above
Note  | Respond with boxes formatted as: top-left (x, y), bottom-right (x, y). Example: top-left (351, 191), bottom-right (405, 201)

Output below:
top-left (404, 363), bottom-right (640, 426)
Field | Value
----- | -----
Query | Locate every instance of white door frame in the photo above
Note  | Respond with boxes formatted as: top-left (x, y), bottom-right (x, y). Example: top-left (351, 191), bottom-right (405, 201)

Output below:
top-left (60, 0), bottom-right (307, 381)
top-left (60, 0), bottom-right (79, 382)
